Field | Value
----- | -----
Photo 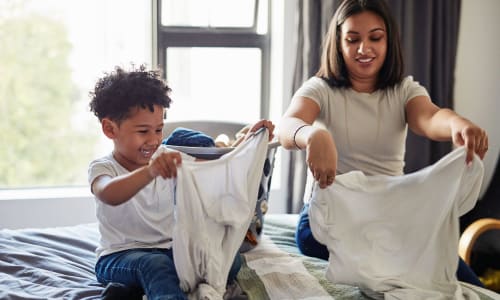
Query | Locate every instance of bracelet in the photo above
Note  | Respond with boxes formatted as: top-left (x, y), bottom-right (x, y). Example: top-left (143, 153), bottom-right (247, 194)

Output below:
top-left (293, 124), bottom-right (310, 149)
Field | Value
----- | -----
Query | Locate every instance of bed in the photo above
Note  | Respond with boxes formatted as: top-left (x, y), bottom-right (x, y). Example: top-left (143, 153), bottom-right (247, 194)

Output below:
top-left (2, 120), bottom-right (497, 299)
top-left (1, 214), bottom-right (499, 300)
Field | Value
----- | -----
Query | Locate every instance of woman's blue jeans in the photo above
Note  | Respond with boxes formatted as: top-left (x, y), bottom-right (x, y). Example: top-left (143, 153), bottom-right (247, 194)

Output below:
top-left (295, 203), bottom-right (484, 288)
top-left (95, 248), bottom-right (242, 300)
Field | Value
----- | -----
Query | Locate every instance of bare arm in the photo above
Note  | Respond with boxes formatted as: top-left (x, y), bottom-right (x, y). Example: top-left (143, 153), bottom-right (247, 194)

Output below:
top-left (278, 96), bottom-right (337, 188)
top-left (406, 96), bottom-right (488, 163)
top-left (278, 97), bottom-right (319, 149)
top-left (91, 151), bottom-right (183, 206)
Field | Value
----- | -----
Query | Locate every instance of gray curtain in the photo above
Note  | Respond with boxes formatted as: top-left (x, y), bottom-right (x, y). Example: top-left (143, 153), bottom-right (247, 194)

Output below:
top-left (286, 0), bottom-right (342, 213)
top-left (391, 0), bottom-right (461, 173)
top-left (286, 0), bottom-right (461, 213)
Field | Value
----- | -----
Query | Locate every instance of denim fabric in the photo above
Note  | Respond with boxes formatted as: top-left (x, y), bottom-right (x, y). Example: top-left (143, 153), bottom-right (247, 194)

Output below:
top-left (95, 248), bottom-right (242, 300)
top-left (295, 203), bottom-right (484, 288)
top-left (295, 203), bottom-right (329, 260)
top-left (162, 127), bottom-right (215, 147)
top-left (457, 257), bottom-right (485, 287)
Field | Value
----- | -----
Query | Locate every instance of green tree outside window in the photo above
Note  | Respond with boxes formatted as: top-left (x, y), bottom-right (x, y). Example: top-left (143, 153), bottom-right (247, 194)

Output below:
top-left (0, 7), bottom-right (97, 187)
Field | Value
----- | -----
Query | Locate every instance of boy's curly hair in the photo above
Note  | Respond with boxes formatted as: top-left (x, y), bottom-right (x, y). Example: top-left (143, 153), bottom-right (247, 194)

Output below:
top-left (89, 65), bottom-right (172, 123)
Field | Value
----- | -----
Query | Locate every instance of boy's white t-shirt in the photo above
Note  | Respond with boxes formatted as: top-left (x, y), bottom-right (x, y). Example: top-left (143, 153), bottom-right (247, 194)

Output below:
top-left (88, 148), bottom-right (193, 258)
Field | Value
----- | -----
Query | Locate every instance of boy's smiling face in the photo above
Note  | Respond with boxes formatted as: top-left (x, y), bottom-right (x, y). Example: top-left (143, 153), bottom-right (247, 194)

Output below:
top-left (104, 104), bottom-right (165, 171)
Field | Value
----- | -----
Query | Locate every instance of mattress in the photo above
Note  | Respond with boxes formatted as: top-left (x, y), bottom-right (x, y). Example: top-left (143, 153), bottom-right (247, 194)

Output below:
top-left (0, 214), bottom-right (498, 299)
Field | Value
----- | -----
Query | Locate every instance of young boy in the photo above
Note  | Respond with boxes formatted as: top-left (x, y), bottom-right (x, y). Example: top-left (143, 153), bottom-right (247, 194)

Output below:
top-left (88, 65), bottom-right (274, 299)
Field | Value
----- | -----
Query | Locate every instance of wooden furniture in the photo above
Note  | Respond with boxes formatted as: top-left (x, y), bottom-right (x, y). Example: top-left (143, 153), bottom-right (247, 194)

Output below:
top-left (459, 218), bottom-right (500, 265)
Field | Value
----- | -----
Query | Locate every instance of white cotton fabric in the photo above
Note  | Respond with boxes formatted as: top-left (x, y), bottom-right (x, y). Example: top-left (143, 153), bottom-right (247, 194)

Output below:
top-left (294, 76), bottom-right (430, 204)
top-left (173, 129), bottom-right (269, 299)
top-left (88, 148), bottom-right (193, 258)
top-left (309, 146), bottom-right (484, 300)
top-left (294, 76), bottom-right (429, 177)
top-left (244, 236), bottom-right (333, 300)
top-left (88, 151), bottom-right (188, 258)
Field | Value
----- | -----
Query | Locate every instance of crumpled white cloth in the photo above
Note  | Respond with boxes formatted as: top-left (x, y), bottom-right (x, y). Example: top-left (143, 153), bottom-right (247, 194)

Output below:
top-left (310, 146), bottom-right (484, 300)
top-left (173, 129), bottom-right (269, 299)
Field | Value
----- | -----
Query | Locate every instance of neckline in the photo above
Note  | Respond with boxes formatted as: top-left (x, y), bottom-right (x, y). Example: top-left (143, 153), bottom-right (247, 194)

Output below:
top-left (348, 87), bottom-right (381, 96)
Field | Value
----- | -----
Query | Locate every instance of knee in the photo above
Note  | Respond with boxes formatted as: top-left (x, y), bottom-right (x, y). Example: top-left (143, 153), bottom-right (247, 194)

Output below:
top-left (295, 224), bottom-right (328, 260)
top-left (295, 220), bottom-right (312, 251)
top-left (295, 229), bottom-right (313, 256)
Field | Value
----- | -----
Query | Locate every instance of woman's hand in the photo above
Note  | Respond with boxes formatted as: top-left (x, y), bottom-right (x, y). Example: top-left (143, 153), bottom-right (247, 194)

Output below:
top-left (450, 116), bottom-right (488, 164)
top-left (306, 129), bottom-right (337, 189)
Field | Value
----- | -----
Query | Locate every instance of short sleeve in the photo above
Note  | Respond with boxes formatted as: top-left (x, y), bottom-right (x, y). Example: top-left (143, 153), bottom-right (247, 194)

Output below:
top-left (398, 76), bottom-right (430, 105)
top-left (292, 77), bottom-right (332, 110)
top-left (88, 156), bottom-right (118, 188)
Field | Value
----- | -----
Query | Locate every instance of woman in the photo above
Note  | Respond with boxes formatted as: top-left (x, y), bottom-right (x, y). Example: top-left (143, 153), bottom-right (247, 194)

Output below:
top-left (278, 0), bottom-right (488, 287)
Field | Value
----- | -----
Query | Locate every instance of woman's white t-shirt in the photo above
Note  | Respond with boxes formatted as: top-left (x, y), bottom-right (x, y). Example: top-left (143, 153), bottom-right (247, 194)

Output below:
top-left (293, 76), bottom-right (429, 201)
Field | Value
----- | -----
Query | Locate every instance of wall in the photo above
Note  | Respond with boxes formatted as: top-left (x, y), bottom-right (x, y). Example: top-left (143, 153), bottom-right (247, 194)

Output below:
top-left (271, 0), bottom-right (298, 214)
top-left (454, 0), bottom-right (500, 196)
top-left (0, 188), bottom-right (96, 229)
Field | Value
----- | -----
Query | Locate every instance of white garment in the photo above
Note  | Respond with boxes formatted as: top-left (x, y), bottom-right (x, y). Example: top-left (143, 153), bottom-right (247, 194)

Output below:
top-left (173, 129), bottom-right (269, 299)
top-left (294, 76), bottom-right (428, 176)
top-left (294, 76), bottom-right (430, 204)
top-left (309, 146), bottom-right (484, 300)
top-left (88, 152), bottom-right (184, 258)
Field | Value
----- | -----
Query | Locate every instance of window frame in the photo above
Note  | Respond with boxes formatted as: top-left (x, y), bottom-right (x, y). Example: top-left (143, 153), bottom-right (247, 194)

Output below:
top-left (154, 0), bottom-right (272, 119)
top-left (0, 1), bottom-right (294, 229)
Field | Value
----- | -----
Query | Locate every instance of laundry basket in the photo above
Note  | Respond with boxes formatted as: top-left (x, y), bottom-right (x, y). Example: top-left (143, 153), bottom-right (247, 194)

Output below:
top-left (239, 140), bottom-right (279, 252)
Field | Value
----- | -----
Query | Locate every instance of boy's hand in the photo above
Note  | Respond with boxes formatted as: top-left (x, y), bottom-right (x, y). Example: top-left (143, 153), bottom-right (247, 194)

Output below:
top-left (245, 119), bottom-right (275, 142)
top-left (148, 151), bottom-right (182, 179)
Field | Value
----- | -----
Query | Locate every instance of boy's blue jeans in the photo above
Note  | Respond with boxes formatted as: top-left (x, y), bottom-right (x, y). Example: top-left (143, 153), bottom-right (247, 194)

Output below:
top-left (296, 203), bottom-right (485, 288)
top-left (95, 248), bottom-right (242, 300)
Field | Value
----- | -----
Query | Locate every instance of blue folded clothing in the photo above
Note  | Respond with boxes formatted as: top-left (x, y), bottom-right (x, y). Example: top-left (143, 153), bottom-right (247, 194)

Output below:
top-left (162, 127), bottom-right (215, 147)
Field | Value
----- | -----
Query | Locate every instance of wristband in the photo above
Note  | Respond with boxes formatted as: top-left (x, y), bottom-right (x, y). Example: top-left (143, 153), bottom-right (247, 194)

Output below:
top-left (293, 124), bottom-right (309, 149)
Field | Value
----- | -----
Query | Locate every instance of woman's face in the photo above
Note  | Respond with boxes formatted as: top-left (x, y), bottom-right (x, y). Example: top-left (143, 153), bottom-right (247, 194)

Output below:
top-left (340, 11), bottom-right (387, 87)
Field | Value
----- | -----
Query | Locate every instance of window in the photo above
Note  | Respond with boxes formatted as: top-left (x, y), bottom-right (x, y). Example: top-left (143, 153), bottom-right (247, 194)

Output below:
top-left (156, 0), bottom-right (285, 212)
top-left (156, 0), bottom-right (271, 123)
top-left (0, 0), bottom-right (151, 189)
top-left (2, 0), bottom-right (287, 212)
